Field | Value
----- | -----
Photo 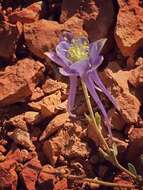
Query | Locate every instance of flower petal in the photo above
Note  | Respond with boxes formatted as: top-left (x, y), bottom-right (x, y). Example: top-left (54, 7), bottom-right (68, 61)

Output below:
top-left (59, 67), bottom-right (77, 76)
top-left (69, 59), bottom-right (89, 77)
top-left (45, 51), bottom-right (66, 67)
top-left (89, 38), bottom-right (107, 64)
top-left (90, 55), bottom-right (104, 69)
top-left (90, 70), bottom-right (118, 109)
top-left (83, 75), bottom-right (112, 137)
top-left (56, 41), bottom-right (72, 65)
top-left (67, 76), bottom-right (78, 117)
top-left (60, 31), bottom-right (73, 43)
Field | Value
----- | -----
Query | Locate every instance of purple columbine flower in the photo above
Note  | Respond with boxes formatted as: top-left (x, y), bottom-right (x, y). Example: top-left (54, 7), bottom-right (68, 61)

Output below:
top-left (45, 32), bottom-right (118, 135)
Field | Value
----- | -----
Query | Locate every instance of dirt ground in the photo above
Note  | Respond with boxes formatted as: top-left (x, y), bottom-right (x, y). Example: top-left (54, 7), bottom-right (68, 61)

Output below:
top-left (0, 0), bottom-right (143, 189)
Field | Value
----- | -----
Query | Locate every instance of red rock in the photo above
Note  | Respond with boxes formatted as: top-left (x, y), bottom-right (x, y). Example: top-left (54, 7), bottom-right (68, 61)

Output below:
top-left (101, 61), bottom-right (141, 123)
top-left (6, 114), bottom-right (27, 131)
top-left (60, 0), bottom-right (115, 41)
top-left (0, 158), bottom-right (18, 189)
top-left (113, 172), bottom-right (137, 190)
top-left (128, 63), bottom-right (143, 87)
top-left (43, 120), bottom-right (90, 166)
top-left (8, 128), bottom-right (35, 151)
top-left (0, 58), bottom-right (45, 106)
top-left (21, 158), bottom-right (42, 190)
top-left (117, 91), bottom-right (140, 124)
top-left (24, 111), bottom-right (41, 125)
top-left (0, 145), bottom-right (6, 153)
top-left (0, 168), bottom-right (18, 190)
top-left (24, 17), bottom-right (86, 59)
top-left (115, 0), bottom-right (143, 57)
top-left (24, 20), bottom-right (63, 58)
top-left (28, 91), bottom-right (62, 118)
top-left (30, 87), bottom-right (44, 101)
top-left (108, 108), bottom-right (125, 131)
top-left (8, 2), bottom-right (42, 24)
top-left (38, 164), bottom-right (57, 189)
top-left (127, 128), bottom-right (143, 175)
top-left (53, 179), bottom-right (68, 190)
top-left (40, 112), bottom-right (69, 141)
top-left (0, 21), bottom-right (21, 59)
top-left (6, 147), bottom-right (32, 163)
top-left (42, 77), bottom-right (62, 95)
top-left (38, 164), bottom-right (68, 190)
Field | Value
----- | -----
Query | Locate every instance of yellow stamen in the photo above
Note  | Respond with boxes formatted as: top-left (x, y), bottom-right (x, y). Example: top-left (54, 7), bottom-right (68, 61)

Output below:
top-left (67, 38), bottom-right (89, 62)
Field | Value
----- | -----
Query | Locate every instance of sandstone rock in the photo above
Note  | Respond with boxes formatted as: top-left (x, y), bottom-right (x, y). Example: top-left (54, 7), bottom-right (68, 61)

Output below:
top-left (53, 179), bottom-right (68, 190)
top-left (0, 21), bottom-right (21, 59)
top-left (127, 128), bottom-right (143, 175)
top-left (0, 145), bottom-right (6, 153)
top-left (8, 1), bottom-right (42, 24)
top-left (7, 147), bottom-right (32, 163)
top-left (117, 91), bottom-right (140, 123)
top-left (38, 164), bottom-right (57, 189)
top-left (0, 159), bottom-right (18, 190)
top-left (42, 77), bottom-right (62, 95)
top-left (28, 91), bottom-right (62, 118)
top-left (60, 0), bottom-right (115, 41)
top-left (0, 168), bottom-right (18, 190)
top-left (21, 158), bottom-right (42, 190)
top-left (128, 64), bottom-right (143, 87)
top-left (101, 61), bottom-right (140, 123)
top-left (0, 58), bottom-right (45, 106)
top-left (8, 128), bottom-right (35, 150)
top-left (14, 58), bottom-right (45, 91)
top-left (115, 0), bottom-right (143, 57)
top-left (38, 164), bottom-right (68, 190)
top-left (113, 172), bottom-right (137, 190)
top-left (63, 16), bottom-right (87, 37)
top-left (43, 120), bottom-right (90, 166)
top-left (30, 87), bottom-right (44, 101)
top-left (6, 114), bottom-right (27, 131)
top-left (24, 19), bottom-right (63, 58)
top-left (24, 111), bottom-right (41, 125)
top-left (24, 17), bottom-right (86, 58)
top-left (108, 108), bottom-right (125, 131)
top-left (40, 112), bottom-right (69, 141)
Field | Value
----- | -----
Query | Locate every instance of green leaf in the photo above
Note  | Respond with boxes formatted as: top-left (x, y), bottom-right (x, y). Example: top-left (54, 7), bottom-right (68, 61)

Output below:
top-left (95, 112), bottom-right (101, 126)
top-left (128, 163), bottom-right (138, 176)
top-left (112, 143), bottom-right (118, 157)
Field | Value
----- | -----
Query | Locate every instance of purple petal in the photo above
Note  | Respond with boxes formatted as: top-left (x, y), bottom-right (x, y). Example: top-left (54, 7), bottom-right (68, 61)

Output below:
top-left (45, 51), bottom-right (66, 67)
top-left (60, 31), bottom-right (73, 43)
top-left (90, 55), bottom-right (104, 69)
top-left (59, 67), bottom-right (77, 76)
top-left (69, 59), bottom-right (89, 77)
top-left (90, 70), bottom-right (118, 109)
top-left (56, 41), bottom-right (72, 66)
top-left (67, 76), bottom-right (78, 117)
top-left (83, 75), bottom-right (112, 137)
top-left (89, 38), bottom-right (107, 64)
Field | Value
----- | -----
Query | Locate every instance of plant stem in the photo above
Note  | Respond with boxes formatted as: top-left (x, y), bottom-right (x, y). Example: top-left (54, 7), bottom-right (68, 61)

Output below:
top-left (67, 175), bottom-right (135, 189)
top-left (81, 79), bottom-right (137, 180)
top-left (81, 79), bottom-right (110, 153)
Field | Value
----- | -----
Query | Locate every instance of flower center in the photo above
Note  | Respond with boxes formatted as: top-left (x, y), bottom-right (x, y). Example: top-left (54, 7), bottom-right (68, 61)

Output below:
top-left (67, 38), bottom-right (89, 62)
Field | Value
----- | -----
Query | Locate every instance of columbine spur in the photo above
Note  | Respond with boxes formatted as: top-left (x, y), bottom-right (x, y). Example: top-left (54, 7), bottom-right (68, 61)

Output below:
top-left (45, 32), bottom-right (118, 133)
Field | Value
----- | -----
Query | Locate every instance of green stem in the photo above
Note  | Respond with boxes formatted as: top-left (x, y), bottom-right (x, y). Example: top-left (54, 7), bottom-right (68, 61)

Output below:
top-left (67, 175), bottom-right (135, 189)
top-left (81, 79), bottom-right (110, 153)
top-left (114, 158), bottom-right (137, 179)
top-left (81, 79), bottom-right (137, 180)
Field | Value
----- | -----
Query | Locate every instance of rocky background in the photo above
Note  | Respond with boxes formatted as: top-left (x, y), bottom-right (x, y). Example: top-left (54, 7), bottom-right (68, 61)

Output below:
top-left (0, 0), bottom-right (143, 189)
